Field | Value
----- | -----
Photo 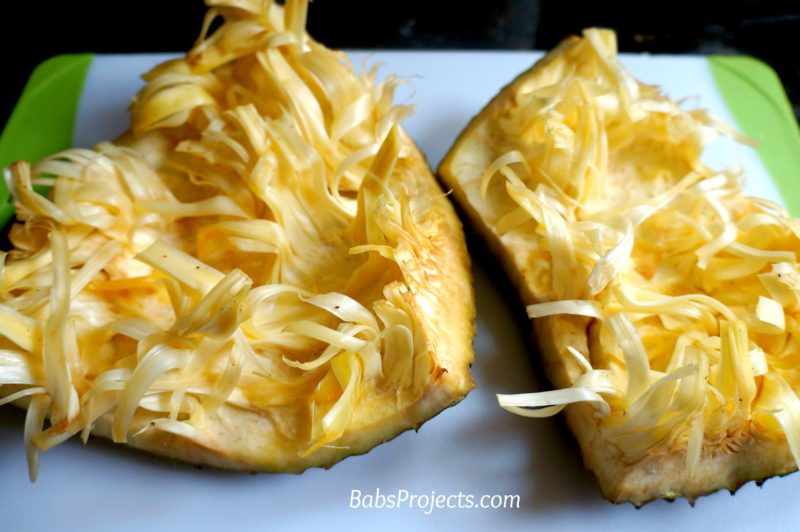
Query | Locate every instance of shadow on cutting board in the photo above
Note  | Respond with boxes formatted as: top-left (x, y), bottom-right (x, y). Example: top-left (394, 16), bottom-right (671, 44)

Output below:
top-left (459, 219), bottom-right (609, 510)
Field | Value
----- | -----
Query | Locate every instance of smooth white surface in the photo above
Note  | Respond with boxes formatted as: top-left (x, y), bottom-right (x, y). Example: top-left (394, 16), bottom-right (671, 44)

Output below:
top-left (2, 51), bottom-right (794, 531)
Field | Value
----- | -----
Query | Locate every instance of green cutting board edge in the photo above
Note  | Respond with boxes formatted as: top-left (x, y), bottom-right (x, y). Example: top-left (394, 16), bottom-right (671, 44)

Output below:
top-left (0, 53), bottom-right (93, 226)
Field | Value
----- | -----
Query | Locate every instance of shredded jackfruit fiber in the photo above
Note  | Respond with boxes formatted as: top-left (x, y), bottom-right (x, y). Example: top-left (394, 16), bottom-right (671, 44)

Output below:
top-left (0, 0), bottom-right (434, 480)
top-left (494, 28), bottom-right (800, 476)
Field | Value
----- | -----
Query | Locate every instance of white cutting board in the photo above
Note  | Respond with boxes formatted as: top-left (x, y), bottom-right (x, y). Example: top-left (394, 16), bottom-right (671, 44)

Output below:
top-left (1, 51), bottom-right (796, 532)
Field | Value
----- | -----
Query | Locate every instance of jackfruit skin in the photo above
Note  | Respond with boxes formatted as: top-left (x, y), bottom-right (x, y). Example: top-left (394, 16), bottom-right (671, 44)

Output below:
top-left (437, 34), bottom-right (798, 505)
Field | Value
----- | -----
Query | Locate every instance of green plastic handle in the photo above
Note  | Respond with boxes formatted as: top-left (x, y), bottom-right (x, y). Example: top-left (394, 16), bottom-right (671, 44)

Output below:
top-left (708, 55), bottom-right (800, 216)
top-left (0, 53), bottom-right (93, 227)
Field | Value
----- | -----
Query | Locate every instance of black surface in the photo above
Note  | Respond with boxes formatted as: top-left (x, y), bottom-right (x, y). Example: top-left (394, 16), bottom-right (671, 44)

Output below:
top-left (1, 1), bottom-right (798, 133)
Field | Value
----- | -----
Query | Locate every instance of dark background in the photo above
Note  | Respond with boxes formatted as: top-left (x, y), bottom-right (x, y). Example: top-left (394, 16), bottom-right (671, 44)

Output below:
top-left (1, 0), bottom-right (798, 131)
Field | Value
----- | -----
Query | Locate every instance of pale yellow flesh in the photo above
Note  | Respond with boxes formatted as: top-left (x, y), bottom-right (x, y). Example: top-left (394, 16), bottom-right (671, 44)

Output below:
top-left (1, 0), bottom-right (474, 477)
top-left (438, 30), bottom-right (800, 505)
